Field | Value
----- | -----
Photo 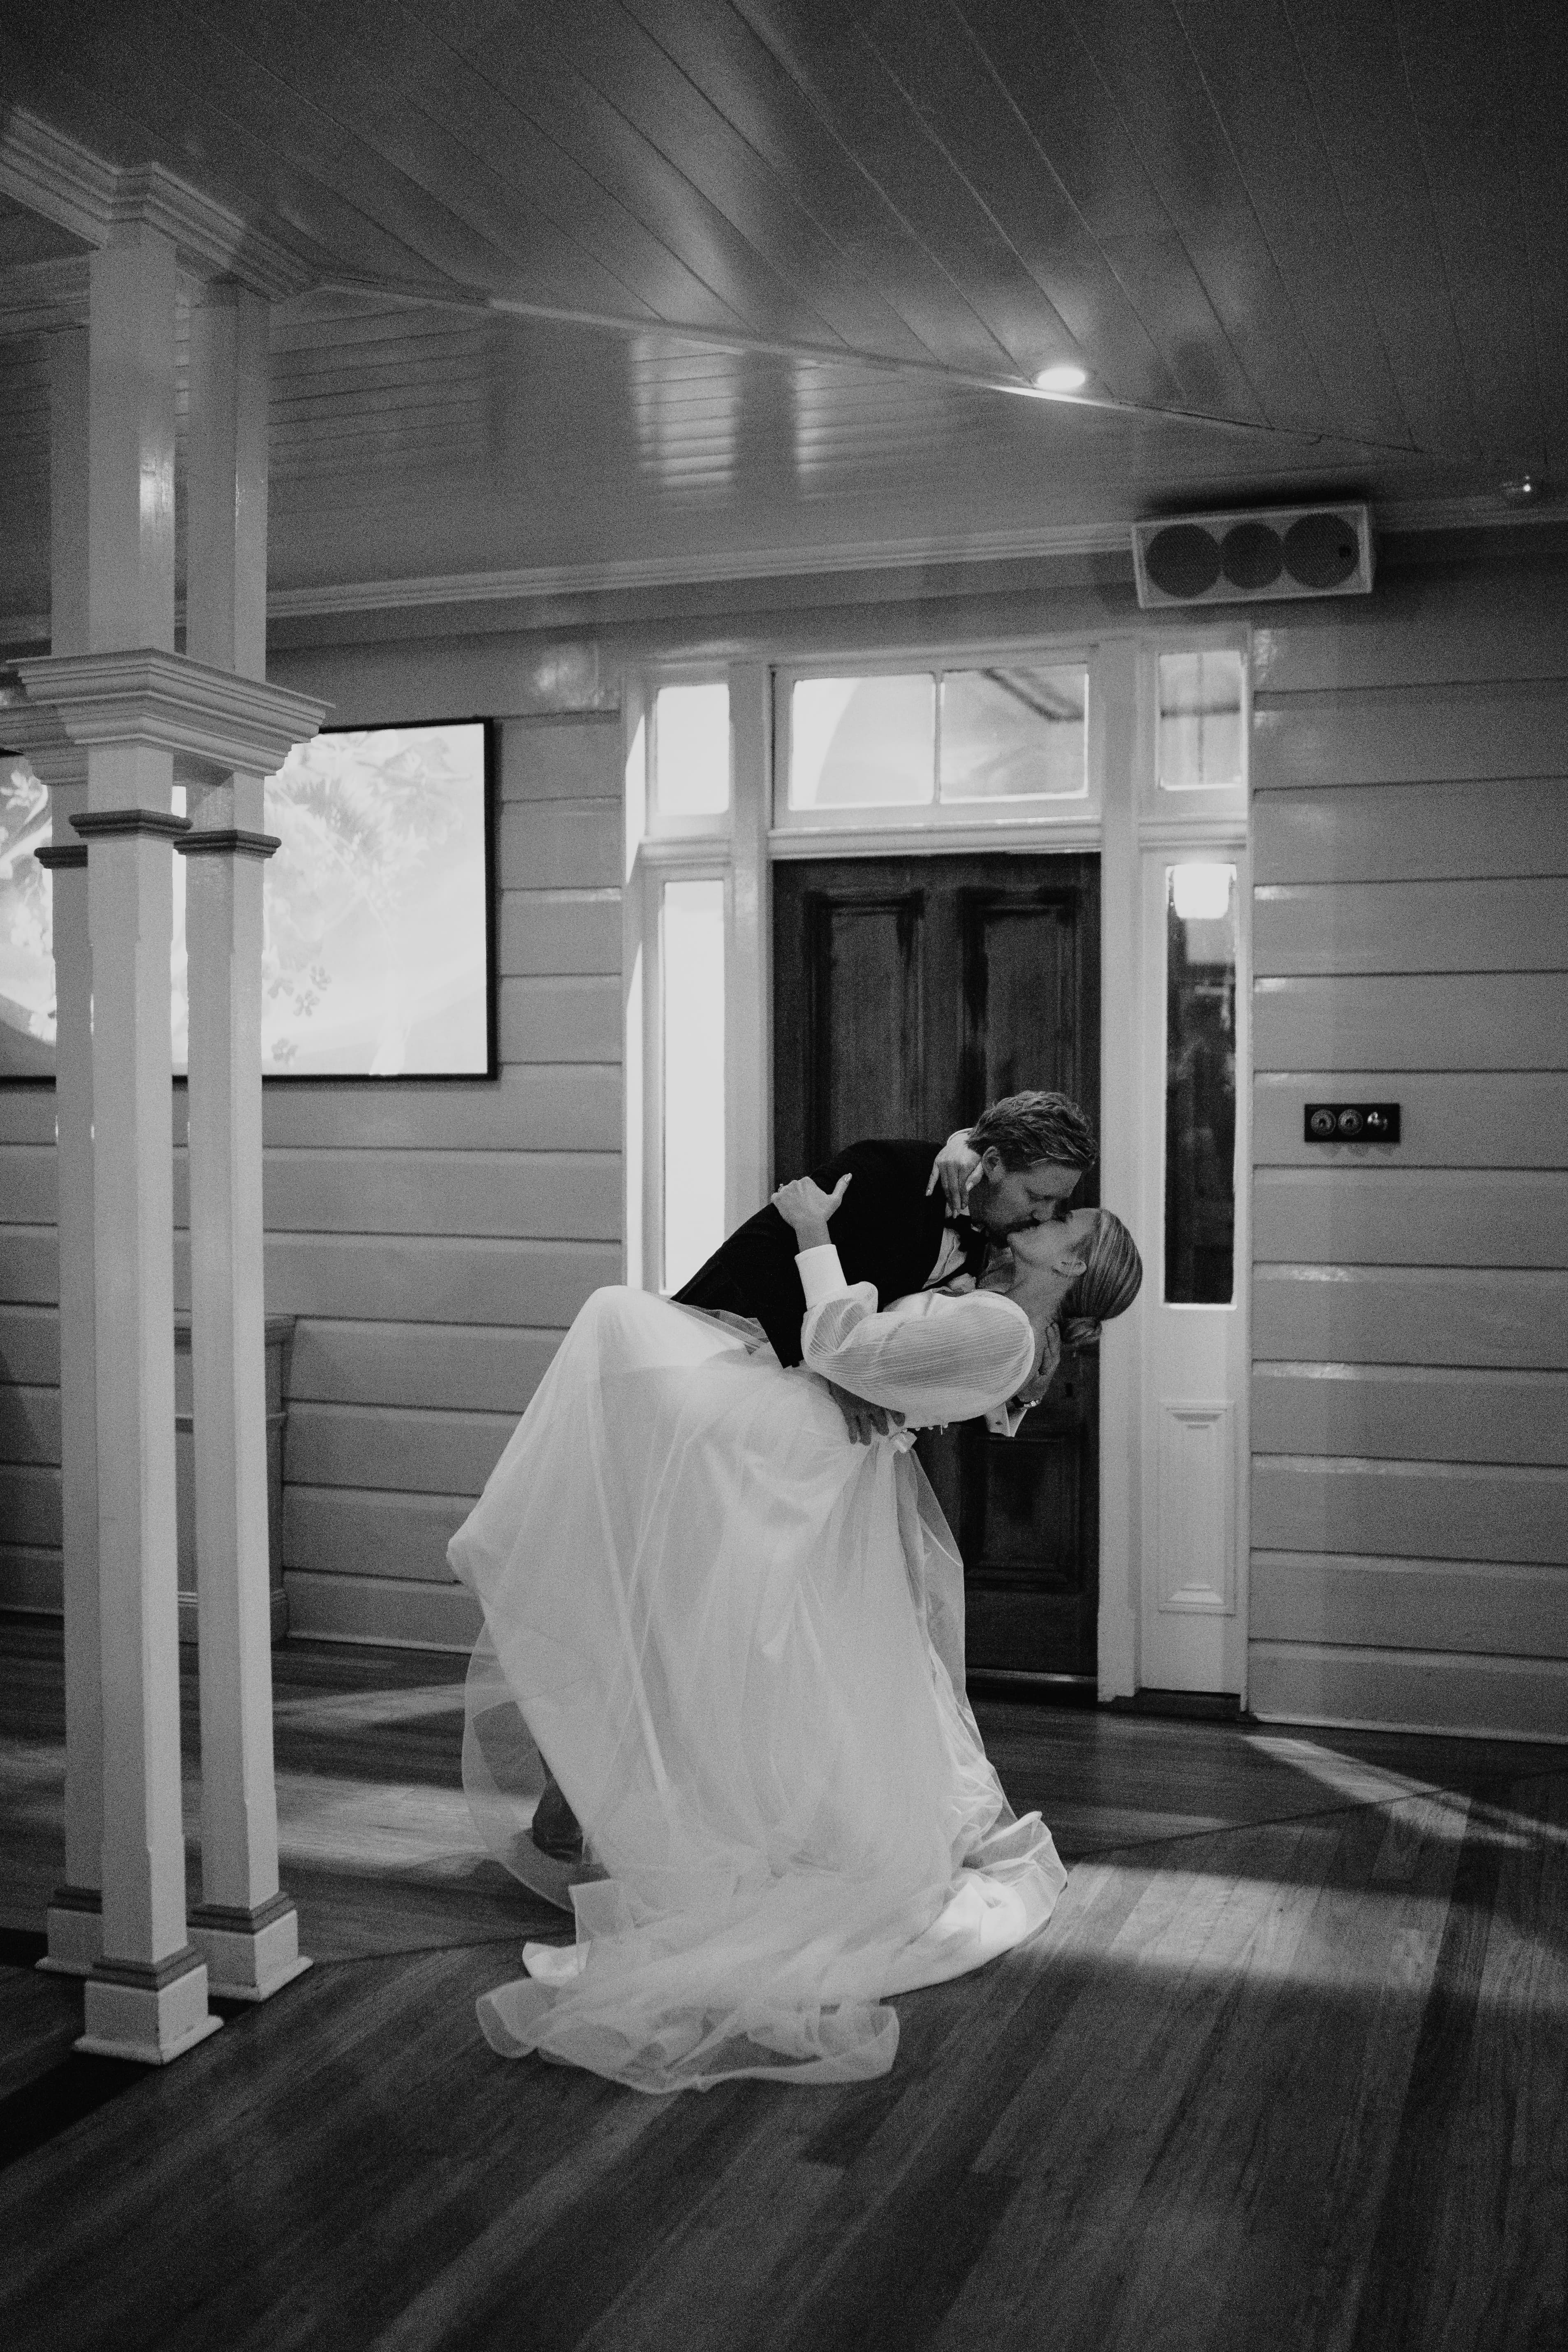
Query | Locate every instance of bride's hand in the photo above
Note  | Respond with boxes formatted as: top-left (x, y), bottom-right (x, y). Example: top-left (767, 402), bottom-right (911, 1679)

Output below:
top-left (771, 1172), bottom-right (851, 1244)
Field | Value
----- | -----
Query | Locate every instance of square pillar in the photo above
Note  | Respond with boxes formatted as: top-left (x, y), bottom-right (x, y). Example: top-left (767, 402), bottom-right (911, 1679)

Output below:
top-left (74, 794), bottom-right (218, 2062)
top-left (36, 810), bottom-right (103, 1974)
top-left (180, 786), bottom-right (308, 2000)
top-left (31, 327), bottom-right (104, 1977)
top-left (74, 225), bottom-right (216, 2063)
top-left (180, 276), bottom-right (310, 2000)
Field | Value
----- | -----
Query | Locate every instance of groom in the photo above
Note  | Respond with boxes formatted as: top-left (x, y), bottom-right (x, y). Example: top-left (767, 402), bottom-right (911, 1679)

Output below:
top-left (674, 1087), bottom-right (1098, 1440)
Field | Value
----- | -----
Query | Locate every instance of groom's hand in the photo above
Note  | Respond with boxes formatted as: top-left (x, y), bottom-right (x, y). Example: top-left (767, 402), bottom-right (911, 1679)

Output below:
top-left (1011, 1324), bottom-right (1063, 1411)
top-left (926, 1128), bottom-right (982, 1218)
top-left (825, 1379), bottom-right (905, 1446)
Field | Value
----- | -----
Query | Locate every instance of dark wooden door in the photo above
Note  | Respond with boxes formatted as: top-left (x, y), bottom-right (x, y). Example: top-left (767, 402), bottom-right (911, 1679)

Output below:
top-left (773, 855), bottom-right (1101, 1680)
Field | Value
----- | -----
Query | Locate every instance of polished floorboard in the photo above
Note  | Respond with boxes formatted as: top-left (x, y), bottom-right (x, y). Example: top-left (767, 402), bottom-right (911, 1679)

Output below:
top-left (1, 1624), bottom-right (1564, 2352)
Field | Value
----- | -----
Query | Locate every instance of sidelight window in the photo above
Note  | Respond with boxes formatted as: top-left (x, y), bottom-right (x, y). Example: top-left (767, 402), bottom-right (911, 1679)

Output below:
top-left (660, 876), bottom-right (726, 1293)
top-left (1164, 863), bottom-right (1237, 1305)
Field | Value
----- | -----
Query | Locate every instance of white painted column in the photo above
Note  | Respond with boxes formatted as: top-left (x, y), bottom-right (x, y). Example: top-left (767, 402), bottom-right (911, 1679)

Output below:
top-left (33, 324), bottom-right (104, 1974)
top-left (179, 799), bottom-right (307, 1997)
top-left (179, 276), bottom-right (307, 2000)
top-left (74, 225), bottom-right (219, 2064)
top-left (35, 801), bottom-right (101, 1973)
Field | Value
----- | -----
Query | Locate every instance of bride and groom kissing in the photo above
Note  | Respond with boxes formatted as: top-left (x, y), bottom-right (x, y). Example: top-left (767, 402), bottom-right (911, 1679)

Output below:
top-left (447, 1090), bottom-right (1142, 2092)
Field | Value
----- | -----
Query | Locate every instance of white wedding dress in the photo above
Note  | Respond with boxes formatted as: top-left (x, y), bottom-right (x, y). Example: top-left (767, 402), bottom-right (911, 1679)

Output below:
top-left (447, 1252), bottom-right (1068, 2094)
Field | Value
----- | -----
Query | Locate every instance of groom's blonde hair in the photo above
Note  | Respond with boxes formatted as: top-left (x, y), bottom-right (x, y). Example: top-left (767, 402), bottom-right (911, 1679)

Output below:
top-left (968, 1089), bottom-right (1096, 1172)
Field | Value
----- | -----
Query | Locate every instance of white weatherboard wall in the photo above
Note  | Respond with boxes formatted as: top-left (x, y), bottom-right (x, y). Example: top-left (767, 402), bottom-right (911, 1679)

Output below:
top-left (1248, 554), bottom-right (1568, 1740)
top-left (0, 687), bottom-right (624, 1652)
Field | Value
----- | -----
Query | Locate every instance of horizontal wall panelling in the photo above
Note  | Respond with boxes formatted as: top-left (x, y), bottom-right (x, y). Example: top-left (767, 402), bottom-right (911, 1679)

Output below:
top-left (1251, 1364), bottom-right (1568, 1465)
top-left (1252, 777), bottom-right (1568, 884)
top-left (1253, 1071), bottom-right (1568, 1167)
top-left (1253, 973), bottom-right (1568, 1071)
top-left (1253, 1265), bottom-right (1568, 1369)
top-left (285, 1403), bottom-right (515, 1499)
top-left (286, 1320), bottom-right (563, 1414)
top-left (1253, 877), bottom-right (1568, 974)
top-left (1253, 1169), bottom-right (1568, 1268)
top-left (1253, 677), bottom-right (1568, 787)
top-left (500, 891), bottom-right (622, 975)
top-left (1251, 1553), bottom-right (1568, 1659)
top-left (1252, 1456), bottom-right (1567, 1564)
top-left (281, 1486), bottom-right (475, 1584)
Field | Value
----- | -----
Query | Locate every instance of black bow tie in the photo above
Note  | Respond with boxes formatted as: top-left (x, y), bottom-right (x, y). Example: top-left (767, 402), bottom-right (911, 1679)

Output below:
top-left (948, 1217), bottom-right (989, 1271)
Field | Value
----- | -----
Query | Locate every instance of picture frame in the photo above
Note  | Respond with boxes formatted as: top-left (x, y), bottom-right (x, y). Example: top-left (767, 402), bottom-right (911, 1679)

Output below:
top-left (0, 716), bottom-right (499, 1085)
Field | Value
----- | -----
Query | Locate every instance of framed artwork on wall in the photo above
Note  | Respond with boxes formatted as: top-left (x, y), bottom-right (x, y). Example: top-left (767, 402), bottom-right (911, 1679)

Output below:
top-left (0, 718), bottom-right (498, 1082)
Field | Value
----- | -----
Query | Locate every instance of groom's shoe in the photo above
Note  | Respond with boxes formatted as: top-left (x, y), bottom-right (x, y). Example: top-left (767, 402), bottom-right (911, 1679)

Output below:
top-left (531, 1773), bottom-right (583, 1863)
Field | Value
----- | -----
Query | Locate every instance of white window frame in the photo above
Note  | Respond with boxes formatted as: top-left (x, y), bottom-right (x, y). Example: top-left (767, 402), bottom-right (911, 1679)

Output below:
top-left (624, 664), bottom-right (769, 1296)
top-left (624, 625), bottom-right (1252, 1708)
top-left (771, 643), bottom-right (1104, 849)
top-left (1133, 631), bottom-right (1252, 1701)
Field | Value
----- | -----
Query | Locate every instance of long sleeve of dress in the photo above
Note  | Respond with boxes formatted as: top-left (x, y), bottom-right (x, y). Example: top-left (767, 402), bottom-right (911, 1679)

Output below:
top-left (795, 1245), bottom-right (1035, 1427)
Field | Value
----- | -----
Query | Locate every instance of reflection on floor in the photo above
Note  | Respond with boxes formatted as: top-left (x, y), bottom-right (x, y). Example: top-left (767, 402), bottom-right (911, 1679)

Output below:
top-left (2, 1624), bottom-right (1564, 2352)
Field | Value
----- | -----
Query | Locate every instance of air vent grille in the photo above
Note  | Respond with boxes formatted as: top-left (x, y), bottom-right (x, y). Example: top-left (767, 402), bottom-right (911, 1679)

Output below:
top-left (1132, 504), bottom-right (1374, 608)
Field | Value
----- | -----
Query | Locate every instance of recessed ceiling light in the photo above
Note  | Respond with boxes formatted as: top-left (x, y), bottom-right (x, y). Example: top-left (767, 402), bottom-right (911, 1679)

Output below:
top-left (1034, 363), bottom-right (1088, 394)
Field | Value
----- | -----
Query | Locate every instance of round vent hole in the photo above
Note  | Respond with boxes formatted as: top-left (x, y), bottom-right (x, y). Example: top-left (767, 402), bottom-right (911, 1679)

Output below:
top-left (1144, 524), bottom-right (1222, 600)
top-left (1284, 513), bottom-right (1360, 589)
top-left (1221, 521), bottom-right (1283, 591)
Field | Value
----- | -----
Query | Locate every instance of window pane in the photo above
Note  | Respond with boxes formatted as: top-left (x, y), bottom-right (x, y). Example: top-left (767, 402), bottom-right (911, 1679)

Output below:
top-left (788, 675), bottom-right (935, 808)
top-left (939, 665), bottom-right (1088, 800)
top-left (662, 878), bottom-right (726, 1292)
top-left (1158, 650), bottom-right (1244, 791)
top-left (655, 683), bottom-right (730, 815)
top-left (1165, 864), bottom-right (1237, 1305)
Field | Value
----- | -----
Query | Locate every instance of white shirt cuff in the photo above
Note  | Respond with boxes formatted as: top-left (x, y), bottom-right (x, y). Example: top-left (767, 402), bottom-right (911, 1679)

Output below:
top-left (796, 1243), bottom-right (850, 1308)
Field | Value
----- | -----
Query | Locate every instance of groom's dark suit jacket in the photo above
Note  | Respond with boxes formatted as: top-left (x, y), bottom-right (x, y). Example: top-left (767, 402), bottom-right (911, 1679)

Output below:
top-left (672, 1137), bottom-right (987, 1370)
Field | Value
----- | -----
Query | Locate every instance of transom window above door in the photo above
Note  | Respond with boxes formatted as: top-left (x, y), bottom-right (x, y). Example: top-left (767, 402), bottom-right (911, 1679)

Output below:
top-left (776, 659), bottom-right (1093, 832)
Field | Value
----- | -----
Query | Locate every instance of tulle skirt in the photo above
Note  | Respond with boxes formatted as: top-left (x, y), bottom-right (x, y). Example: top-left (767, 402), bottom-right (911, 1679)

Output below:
top-left (448, 1286), bottom-right (1066, 2093)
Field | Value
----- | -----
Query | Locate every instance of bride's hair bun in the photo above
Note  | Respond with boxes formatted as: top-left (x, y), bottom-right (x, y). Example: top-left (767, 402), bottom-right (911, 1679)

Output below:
top-left (1060, 1314), bottom-right (1102, 1351)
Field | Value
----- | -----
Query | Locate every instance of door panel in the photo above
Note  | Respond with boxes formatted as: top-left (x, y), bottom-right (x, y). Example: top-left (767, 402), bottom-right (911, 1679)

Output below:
top-left (808, 892), bottom-right (924, 1160)
top-left (774, 854), bottom-right (1100, 1678)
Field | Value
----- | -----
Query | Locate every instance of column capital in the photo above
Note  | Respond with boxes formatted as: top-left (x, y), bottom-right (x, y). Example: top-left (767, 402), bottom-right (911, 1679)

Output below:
top-left (0, 685), bottom-right (89, 788)
top-left (175, 828), bottom-right (281, 861)
top-left (72, 808), bottom-right (193, 844)
top-left (13, 649), bottom-right (329, 782)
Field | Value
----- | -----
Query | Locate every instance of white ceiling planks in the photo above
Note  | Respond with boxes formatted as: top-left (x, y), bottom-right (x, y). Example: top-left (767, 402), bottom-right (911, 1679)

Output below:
top-left (0, 0), bottom-right (1563, 618)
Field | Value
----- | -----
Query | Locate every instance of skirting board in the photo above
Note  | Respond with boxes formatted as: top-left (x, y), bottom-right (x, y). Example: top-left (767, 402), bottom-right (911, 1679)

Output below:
top-left (283, 1569), bottom-right (482, 1653)
top-left (1249, 1641), bottom-right (1568, 1745)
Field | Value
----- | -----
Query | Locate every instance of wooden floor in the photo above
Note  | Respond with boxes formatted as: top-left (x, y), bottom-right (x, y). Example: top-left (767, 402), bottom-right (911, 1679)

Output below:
top-left (2, 1625), bottom-right (1564, 2352)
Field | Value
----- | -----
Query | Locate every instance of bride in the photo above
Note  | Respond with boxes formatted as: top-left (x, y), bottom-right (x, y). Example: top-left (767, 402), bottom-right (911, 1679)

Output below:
top-left (448, 1175), bottom-right (1142, 2095)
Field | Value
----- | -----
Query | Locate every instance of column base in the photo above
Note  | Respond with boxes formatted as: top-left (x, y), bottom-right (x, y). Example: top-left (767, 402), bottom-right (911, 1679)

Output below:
top-left (37, 1883), bottom-right (104, 1977)
top-left (76, 1945), bottom-right (223, 2065)
top-left (190, 1893), bottom-right (312, 2002)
